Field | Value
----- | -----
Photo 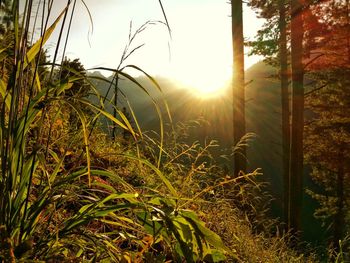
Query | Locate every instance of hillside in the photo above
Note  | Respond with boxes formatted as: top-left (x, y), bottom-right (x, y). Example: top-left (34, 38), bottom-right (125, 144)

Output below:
top-left (88, 62), bottom-right (281, 171)
top-left (88, 61), bottom-right (326, 246)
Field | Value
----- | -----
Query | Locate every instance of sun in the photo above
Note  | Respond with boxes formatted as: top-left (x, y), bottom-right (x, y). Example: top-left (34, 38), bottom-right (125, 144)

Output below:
top-left (173, 66), bottom-right (230, 99)
top-left (161, 32), bottom-right (232, 99)
top-left (185, 73), bottom-right (229, 99)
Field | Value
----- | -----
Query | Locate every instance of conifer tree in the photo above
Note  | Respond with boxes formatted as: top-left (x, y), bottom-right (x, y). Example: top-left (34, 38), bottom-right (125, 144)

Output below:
top-left (232, 0), bottom-right (246, 175)
top-left (248, 0), bottom-right (291, 229)
top-left (289, 0), bottom-right (304, 235)
top-left (304, 0), bottom-right (350, 254)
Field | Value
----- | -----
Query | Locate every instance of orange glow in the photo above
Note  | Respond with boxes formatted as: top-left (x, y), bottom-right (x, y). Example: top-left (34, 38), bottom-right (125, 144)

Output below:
top-left (176, 76), bottom-right (228, 99)
top-left (170, 63), bottom-right (230, 99)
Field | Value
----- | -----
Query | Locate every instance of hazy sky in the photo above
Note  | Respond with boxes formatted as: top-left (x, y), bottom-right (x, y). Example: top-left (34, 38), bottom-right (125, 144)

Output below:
top-left (45, 0), bottom-right (264, 92)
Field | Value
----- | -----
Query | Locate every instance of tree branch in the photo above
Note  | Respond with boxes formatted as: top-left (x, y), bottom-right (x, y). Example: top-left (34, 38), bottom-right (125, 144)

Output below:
top-left (303, 53), bottom-right (325, 70)
top-left (304, 83), bottom-right (328, 96)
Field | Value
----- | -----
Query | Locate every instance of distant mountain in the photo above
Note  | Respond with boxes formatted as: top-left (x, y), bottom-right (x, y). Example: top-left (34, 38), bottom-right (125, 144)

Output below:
top-left (87, 62), bottom-right (281, 163)
top-left (87, 70), bottom-right (233, 144)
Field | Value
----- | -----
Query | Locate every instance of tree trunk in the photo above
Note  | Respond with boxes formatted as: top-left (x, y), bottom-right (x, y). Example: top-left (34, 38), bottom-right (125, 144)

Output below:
top-left (231, 0), bottom-right (246, 175)
top-left (347, 0), bottom-right (350, 63)
top-left (278, 0), bottom-right (291, 231)
top-left (289, 0), bottom-right (304, 236)
top-left (333, 149), bottom-right (345, 254)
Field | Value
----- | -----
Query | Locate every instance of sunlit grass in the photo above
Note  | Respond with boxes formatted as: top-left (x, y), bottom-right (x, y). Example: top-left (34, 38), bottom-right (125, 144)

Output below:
top-left (0, 0), bottom-right (336, 262)
top-left (0, 1), bottom-right (230, 261)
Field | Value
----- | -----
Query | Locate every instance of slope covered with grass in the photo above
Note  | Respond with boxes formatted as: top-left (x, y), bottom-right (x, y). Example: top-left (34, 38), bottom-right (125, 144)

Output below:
top-left (0, 1), bottom-right (340, 262)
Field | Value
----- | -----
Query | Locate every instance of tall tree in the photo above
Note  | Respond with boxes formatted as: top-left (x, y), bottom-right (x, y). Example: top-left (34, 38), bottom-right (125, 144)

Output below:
top-left (232, 0), bottom-right (246, 175)
top-left (60, 57), bottom-right (89, 98)
top-left (248, 0), bottom-right (291, 229)
top-left (305, 77), bottom-right (350, 254)
top-left (278, 0), bottom-right (291, 229)
top-left (303, 0), bottom-right (350, 255)
top-left (289, 0), bottom-right (304, 235)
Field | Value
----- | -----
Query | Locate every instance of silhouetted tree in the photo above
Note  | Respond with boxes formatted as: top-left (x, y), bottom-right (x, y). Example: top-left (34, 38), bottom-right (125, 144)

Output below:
top-left (304, 0), bottom-right (350, 255)
top-left (305, 76), bottom-right (350, 256)
top-left (277, 0), bottom-right (291, 230)
top-left (60, 57), bottom-right (89, 98)
top-left (248, 0), bottom-right (291, 230)
top-left (232, 0), bottom-right (246, 175)
top-left (59, 57), bottom-right (91, 129)
top-left (289, 0), bottom-right (305, 236)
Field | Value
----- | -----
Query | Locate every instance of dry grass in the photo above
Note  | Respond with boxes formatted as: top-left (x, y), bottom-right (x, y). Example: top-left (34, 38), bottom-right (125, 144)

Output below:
top-left (202, 201), bottom-right (318, 262)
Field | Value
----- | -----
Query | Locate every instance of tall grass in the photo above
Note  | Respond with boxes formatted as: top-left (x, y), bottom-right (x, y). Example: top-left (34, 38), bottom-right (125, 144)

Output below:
top-left (0, 1), bottom-right (332, 262)
top-left (0, 1), bottom-right (228, 261)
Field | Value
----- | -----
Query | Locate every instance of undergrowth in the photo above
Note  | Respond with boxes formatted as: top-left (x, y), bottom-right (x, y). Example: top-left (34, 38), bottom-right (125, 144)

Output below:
top-left (0, 0), bottom-right (340, 262)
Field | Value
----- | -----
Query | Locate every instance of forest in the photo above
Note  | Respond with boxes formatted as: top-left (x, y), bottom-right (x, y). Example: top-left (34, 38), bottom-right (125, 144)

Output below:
top-left (0, 0), bottom-right (349, 262)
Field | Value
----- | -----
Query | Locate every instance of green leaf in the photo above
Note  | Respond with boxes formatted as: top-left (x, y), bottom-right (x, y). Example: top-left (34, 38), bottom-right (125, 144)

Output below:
top-left (181, 210), bottom-right (227, 251)
top-left (0, 79), bottom-right (11, 109)
top-left (204, 249), bottom-right (227, 263)
top-left (122, 154), bottom-right (177, 197)
top-left (23, 6), bottom-right (68, 69)
top-left (173, 218), bottom-right (193, 243)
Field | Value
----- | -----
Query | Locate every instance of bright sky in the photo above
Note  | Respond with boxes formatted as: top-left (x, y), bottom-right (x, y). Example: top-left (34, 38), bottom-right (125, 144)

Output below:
top-left (45, 0), bottom-right (264, 97)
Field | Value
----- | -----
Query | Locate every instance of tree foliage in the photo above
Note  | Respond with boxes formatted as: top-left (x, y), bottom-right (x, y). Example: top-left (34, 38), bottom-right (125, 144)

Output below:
top-left (304, 0), bottom-right (350, 255)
